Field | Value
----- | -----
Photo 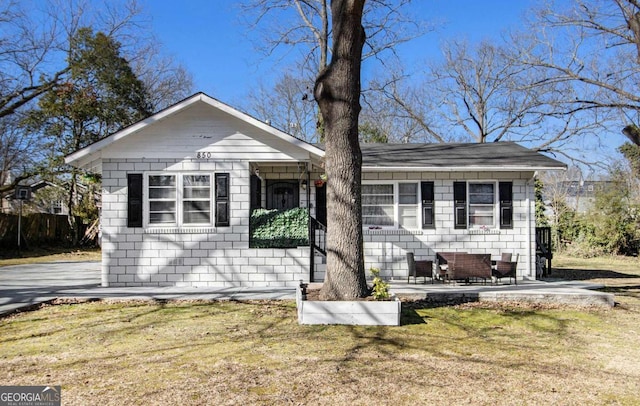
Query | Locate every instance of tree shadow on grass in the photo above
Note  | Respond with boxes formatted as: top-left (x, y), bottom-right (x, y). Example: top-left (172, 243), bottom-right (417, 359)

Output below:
top-left (547, 267), bottom-right (637, 281)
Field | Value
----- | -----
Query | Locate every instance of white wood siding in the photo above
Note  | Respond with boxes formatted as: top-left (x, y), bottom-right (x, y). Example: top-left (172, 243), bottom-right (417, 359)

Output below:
top-left (101, 103), bottom-right (312, 162)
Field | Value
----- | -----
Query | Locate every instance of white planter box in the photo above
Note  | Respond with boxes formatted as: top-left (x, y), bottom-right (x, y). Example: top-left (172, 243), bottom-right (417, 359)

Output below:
top-left (296, 285), bottom-right (401, 326)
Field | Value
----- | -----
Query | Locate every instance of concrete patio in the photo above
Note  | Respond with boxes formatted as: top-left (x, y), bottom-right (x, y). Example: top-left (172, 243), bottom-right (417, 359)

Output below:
top-left (0, 261), bottom-right (615, 317)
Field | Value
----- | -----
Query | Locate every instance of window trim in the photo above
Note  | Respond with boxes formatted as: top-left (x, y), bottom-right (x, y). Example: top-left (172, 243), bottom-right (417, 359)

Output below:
top-left (467, 180), bottom-right (498, 229)
top-left (144, 172), bottom-right (215, 228)
top-left (362, 181), bottom-right (422, 229)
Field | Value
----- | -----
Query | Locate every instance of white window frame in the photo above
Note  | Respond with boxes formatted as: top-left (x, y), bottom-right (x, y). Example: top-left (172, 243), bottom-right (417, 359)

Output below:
top-left (144, 172), bottom-right (214, 228)
top-left (362, 181), bottom-right (421, 229)
top-left (467, 181), bottom-right (497, 229)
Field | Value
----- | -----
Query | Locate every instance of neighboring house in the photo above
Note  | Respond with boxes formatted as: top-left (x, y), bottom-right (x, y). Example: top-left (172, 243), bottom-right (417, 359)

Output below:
top-left (65, 93), bottom-right (566, 288)
top-left (1, 181), bottom-right (68, 215)
top-left (560, 180), bottom-right (614, 213)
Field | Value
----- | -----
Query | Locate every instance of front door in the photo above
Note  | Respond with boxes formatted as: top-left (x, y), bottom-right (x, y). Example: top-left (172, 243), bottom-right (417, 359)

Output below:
top-left (266, 180), bottom-right (299, 210)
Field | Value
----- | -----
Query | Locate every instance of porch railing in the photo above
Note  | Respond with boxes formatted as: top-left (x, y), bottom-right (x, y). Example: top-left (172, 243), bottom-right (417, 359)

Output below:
top-left (309, 216), bottom-right (327, 282)
top-left (535, 226), bottom-right (552, 277)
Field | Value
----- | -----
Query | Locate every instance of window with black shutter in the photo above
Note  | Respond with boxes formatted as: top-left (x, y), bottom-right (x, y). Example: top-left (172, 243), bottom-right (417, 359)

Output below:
top-left (215, 173), bottom-right (230, 227)
top-left (453, 181), bottom-right (467, 229)
top-left (127, 173), bottom-right (143, 228)
top-left (421, 181), bottom-right (435, 229)
top-left (499, 181), bottom-right (513, 229)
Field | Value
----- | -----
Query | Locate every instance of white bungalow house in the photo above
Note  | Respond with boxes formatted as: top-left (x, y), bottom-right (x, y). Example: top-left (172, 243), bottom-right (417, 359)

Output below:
top-left (65, 92), bottom-right (566, 288)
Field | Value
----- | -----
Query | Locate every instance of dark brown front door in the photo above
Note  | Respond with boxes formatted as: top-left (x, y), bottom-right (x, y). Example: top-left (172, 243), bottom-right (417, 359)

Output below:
top-left (266, 180), bottom-right (299, 210)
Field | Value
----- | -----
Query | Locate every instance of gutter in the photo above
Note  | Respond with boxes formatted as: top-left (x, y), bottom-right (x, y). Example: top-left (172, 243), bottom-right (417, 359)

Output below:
top-left (362, 166), bottom-right (567, 172)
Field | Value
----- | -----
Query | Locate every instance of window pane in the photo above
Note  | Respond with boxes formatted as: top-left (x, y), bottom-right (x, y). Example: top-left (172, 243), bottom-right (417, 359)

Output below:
top-left (362, 195), bottom-right (394, 205)
top-left (184, 188), bottom-right (210, 199)
top-left (149, 188), bottom-right (176, 199)
top-left (184, 211), bottom-right (211, 224)
top-left (363, 204), bottom-right (394, 226)
top-left (469, 205), bottom-right (494, 226)
top-left (183, 175), bottom-right (211, 225)
top-left (363, 184), bottom-right (393, 195)
top-left (148, 175), bottom-right (176, 224)
top-left (399, 183), bottom-right (417, 204)
top-left (184, 175), bottom-right (210, 186)
top-left (469, 183), bottom-right (494, 204)
top-left (399, 206), bottom-right (417, 228)
top-left (150, 201), bottom-right (176, 212)
top-left (363, 184), bottom-right (394, 226)
top-left (149, 175), bottom-right (175, 187)
top-left (184, 201), bottom-right (210, 212)
top-left (149, 212), bottom-right (176, 223)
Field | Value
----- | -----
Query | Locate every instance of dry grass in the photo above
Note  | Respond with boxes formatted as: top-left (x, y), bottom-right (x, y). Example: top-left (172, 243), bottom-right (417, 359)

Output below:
top-left (1, 255), bottom-right (639, 405)
top-left (1, 292), bottom-right (639, 405)
top-left (552, 254), bottom-right (640, 302)
top-left (0, 247), bottom-right (101, 266)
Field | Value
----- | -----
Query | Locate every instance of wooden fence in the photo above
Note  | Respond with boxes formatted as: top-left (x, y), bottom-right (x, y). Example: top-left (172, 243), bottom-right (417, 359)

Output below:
top-left (0, 213), bottom-right (89, 248)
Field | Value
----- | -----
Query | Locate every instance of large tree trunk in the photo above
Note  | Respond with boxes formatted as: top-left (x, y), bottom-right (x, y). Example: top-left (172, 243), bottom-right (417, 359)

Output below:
top-left (314, 0), bottom-right (368, 300)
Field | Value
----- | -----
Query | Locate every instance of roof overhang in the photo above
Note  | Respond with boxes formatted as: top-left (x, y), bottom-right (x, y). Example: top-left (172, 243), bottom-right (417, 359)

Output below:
top-left (363, 165), bottom-right (566, 172)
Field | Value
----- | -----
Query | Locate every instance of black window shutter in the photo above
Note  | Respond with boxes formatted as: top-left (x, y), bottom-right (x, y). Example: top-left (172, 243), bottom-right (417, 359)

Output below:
top-left (499, 181), bottom-right (513, 229)
top-left (127, 173), bottom-right (143, 228)
top-left (453, 181), bottom-right (467, 229)
top-left (421, 181), bottom-right (435, 229)
top-left (215, 173), bottom-right (230, 227)
top-left (250, 175), bottom-right (262, 211)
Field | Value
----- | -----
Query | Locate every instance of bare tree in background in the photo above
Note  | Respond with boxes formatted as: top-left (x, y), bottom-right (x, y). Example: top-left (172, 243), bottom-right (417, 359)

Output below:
top-left (372, 39), bottom-right (602, 162)
top-left (517, 0), bottom-right (640, 153)
top-left (245, 72), bottom-right (318, 141)
top-left (0, 1), bottom-right (68, 120)
top-left (240, 0), bottom-right (425, 139)
top-left (0, 0), bottom-right (192, 194)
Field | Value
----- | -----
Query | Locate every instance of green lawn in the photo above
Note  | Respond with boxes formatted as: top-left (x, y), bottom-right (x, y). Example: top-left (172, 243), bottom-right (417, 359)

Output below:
top-left (0, 254), bottom-right (639, 405)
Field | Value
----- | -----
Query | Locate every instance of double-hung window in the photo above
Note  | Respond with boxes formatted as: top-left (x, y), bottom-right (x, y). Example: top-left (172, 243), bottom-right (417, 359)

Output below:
top-left (468, 182), bottom-right (495, 227)
top-left (362, 184), bottom-right (394, 227)
top-left (362, 182), bottom-right (420, 229)
top-left (149, 175), bottom-right (178, 224)
top-left (147, 174), bottom-right (212, 226)
top-left (398, 183), bottom-right (418, 228)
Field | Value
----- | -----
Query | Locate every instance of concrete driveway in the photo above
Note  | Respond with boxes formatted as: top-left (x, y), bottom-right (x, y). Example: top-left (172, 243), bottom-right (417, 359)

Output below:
top-left (0, 261), bottom-right (101, 316)
top-left (0, 261), bottom-right (297, 316)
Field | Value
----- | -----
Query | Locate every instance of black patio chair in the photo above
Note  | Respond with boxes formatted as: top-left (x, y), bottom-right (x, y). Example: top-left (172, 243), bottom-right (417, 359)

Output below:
top-left (493, 253), bottom-right (519, 285)
top-left (406, 252), bottom-right (433, 284)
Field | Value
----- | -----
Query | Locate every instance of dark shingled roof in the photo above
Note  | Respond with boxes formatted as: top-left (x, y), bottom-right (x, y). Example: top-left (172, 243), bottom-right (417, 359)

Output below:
top-left (351, 142), bottom-right (565, 170)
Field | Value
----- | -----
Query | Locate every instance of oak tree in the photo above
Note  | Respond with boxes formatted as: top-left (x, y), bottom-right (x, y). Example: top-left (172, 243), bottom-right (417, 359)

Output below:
top-left (314, 0), bottom-right (368, 300)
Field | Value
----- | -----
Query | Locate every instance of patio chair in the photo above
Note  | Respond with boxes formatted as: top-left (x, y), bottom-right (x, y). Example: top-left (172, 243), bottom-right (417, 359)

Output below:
top-left (406, 252), bottom-right (433, 284)
top-left (493, 253), bottom-right (519, 285)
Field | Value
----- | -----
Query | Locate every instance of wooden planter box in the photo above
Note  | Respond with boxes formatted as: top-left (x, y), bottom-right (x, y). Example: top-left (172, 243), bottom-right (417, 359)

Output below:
top-left (296, 284), bottom-right (401, 326)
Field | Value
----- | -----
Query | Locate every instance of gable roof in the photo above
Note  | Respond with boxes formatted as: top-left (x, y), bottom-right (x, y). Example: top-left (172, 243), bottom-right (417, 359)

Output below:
top-left (65, 92), bottom-right (325, 168)
top-left (358, 142), bottom-right (566, 171)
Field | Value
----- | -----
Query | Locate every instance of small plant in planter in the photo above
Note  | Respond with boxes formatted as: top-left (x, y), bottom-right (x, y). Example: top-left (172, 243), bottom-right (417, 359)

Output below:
top-left (370, 267), bottom-right (390, 300)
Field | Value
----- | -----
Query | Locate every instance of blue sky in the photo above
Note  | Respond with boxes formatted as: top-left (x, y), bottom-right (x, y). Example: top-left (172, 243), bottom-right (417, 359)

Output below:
top-left (141, 0), bottom-right (621, 169)
top-left (144, 0), bottom-right (537, 105)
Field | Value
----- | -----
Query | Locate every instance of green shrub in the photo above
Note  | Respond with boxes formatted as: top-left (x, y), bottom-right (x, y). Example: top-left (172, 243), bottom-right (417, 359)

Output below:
top-left (370, 267), bottom-right (390, 300)
top-left (250, 208), bottom-right (309, 248)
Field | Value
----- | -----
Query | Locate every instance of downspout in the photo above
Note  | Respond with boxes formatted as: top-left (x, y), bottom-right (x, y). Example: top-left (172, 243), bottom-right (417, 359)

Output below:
top-left (526, 173), bottom-right (535, 280)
